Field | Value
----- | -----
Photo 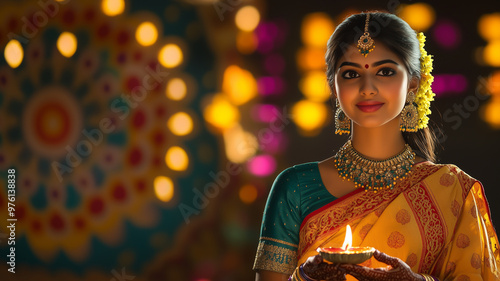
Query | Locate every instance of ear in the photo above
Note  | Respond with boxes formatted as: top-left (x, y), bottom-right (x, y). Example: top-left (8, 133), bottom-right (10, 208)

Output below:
top-left (408, 76), bottom-right (419, 93)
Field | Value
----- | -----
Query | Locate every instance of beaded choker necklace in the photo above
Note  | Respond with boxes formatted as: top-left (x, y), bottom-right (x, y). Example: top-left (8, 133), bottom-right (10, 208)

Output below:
top-left (333, 140), bottom-right (415, 192)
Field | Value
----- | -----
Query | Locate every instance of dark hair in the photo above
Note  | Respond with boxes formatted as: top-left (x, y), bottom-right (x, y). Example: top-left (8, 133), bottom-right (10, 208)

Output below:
top-left (325, 11), bottom-right (438, 163)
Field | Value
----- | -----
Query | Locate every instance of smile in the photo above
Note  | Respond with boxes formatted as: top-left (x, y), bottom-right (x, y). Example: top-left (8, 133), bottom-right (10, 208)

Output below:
top-left (356, 101), bottom-right (384, 113)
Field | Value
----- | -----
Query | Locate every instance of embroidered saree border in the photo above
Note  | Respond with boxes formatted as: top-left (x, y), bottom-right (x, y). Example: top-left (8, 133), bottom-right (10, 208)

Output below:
top-left (253, 239), bottom-right (297, 275)
top-left (404, 182), bottom-right (447, 273)
top-left (298, 162), bottom-right (442, 258)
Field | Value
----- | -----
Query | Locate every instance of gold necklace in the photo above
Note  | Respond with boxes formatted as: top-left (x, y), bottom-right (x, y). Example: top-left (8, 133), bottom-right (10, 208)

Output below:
top-left (333, 140), bottom-right (415, 192)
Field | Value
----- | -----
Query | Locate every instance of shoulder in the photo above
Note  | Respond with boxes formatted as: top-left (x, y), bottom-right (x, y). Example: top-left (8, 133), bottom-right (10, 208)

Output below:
top-left (421, 162), bottom-right (478, 193)
top-left (274, 162), bottom-right (319, 183)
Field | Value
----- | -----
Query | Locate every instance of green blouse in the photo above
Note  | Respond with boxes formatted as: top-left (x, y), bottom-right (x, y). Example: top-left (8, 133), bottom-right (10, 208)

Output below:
top-left (253, 162), bottom-right (338, 275)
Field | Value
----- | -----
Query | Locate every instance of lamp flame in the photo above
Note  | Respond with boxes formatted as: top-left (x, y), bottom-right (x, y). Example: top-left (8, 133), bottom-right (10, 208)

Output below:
top-left (341, 225), bottom-right (352, 250)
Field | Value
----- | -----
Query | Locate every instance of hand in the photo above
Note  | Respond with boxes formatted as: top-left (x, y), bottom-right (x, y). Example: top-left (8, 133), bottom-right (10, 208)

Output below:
top-left (302, 255), bottom-right (347, 281)
top-left (340, 250), bottom-right (424, 281)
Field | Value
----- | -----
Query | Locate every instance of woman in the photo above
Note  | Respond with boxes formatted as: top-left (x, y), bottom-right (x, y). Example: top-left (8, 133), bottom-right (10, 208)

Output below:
top-left (253, 12), bottom-right (499, 281)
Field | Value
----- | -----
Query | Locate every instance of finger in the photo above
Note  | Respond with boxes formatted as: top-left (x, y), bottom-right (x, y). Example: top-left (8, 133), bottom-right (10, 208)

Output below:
top-left (372, 249), bottom-right (401, 268)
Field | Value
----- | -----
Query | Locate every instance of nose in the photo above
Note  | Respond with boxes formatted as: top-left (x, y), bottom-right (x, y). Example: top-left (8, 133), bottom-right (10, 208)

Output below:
top-left (360, 75), bottom-right (377, 96)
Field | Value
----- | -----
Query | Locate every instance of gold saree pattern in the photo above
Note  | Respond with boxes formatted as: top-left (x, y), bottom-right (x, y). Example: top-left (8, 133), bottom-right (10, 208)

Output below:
top-left (297, 162), bottom-right (499, 281)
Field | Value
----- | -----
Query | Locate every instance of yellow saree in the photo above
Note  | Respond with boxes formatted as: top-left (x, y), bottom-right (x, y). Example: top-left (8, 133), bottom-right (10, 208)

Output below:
top-left (298, 162), bottom-right (499, 281)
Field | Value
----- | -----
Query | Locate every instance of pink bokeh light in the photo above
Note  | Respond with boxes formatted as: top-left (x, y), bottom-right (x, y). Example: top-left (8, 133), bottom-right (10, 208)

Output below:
top-left (433, 20), bottom-right (461, 49)
top-left (247, 155), bottom-right (277, 177)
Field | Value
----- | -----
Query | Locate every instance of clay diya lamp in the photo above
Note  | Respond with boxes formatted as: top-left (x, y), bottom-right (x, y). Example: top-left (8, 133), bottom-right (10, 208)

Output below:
top-left (317, 225), bottom-right (375, 264)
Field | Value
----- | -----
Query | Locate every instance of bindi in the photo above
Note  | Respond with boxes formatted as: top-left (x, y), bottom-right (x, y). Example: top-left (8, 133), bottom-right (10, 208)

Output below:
top-left (365, 64), bottom-right (369, 69)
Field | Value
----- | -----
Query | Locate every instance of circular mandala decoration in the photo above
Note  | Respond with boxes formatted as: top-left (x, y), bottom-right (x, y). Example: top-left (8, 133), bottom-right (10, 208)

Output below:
top-left (0, 0), bottom-right (218, 278)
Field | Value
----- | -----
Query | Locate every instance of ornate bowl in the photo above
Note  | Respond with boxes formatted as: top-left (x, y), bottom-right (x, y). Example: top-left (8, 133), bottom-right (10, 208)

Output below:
top-left (317, 247), bottom-right (375, 264)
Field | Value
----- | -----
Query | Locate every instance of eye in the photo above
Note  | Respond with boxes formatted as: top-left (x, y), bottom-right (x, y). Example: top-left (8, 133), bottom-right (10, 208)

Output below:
top-left (342, 70), bottom-right (360, 79)
top-left (377, 68), bottom-right (395, 76)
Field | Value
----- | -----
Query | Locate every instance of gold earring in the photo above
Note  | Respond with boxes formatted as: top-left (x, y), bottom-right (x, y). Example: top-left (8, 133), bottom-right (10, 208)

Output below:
top-left (335, 98), bottom-right (351, 135)
top-left (400, 91), bottom-right (418, 132)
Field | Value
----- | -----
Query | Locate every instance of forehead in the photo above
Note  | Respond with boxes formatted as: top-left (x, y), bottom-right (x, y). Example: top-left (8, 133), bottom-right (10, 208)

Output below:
top-left (337, 41), bottom-right (404, 67)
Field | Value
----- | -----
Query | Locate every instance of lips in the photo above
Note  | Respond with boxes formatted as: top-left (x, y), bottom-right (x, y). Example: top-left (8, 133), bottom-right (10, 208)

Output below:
top-left (356, 101), bottom-right (384, 113)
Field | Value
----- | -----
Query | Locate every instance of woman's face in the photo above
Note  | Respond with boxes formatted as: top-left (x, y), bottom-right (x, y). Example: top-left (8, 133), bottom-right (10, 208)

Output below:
top-left (334, 42), bottom-right (417, 130)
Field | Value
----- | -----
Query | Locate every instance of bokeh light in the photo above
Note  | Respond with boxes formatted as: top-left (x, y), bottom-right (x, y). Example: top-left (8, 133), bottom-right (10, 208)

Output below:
top-left (158, 43), bottom-right (183, 68)
top-left (203, 94), bottom-right (240, 131)
top-left (4, 39), bottom-right (23, 68)
top-left (166, 78), bottom-right (187, 100)
top-left (239, 184), bottom-right (258, 204)
top-left (399, 3), bottom-right (435, 31)
top-left (478, 13), bottom-right (500, 41)
top-left (223, 124), bottom-right (258, 163)
top-left (481, 102), bottom-right (500, 129)
top-left (299, 70), bottom-right (330, 102)
top-left (236, 31), bottom-right (258, 54)
top-left (257, 76), bottom-right (284, 96)
top-left (433, 20), bottom-right (461, 49)
top-left (483, 40), bottom-right (500, 67)
top-left (301, 12), bottom-right (335, 48)
top-left (135, 21), bottom-right (158, 46)
top-left (296, 47), bottom-right (325, 70)
top-left (235, 6), bottom-right (260, 32)
top-left (165, 146), bottom-right (189, 171)
top-left (487, 71), bottom-right (500, 96)
top-left (432, 74), bottom-right (468, 97)
top-left (168, 112), bottom-right (193, 136)
top-left (222, 65), bottom-right (257, 105)
top-left (57, 32), bottom-right (78, 58)
top-left (247, 155), bottom-right (276, 177)
top-left (291, 100), bottom-right (328, 133)
top-left (154, 176), bottom-right (174, 202)
top-left (101, 0), bottom-right (125, 16)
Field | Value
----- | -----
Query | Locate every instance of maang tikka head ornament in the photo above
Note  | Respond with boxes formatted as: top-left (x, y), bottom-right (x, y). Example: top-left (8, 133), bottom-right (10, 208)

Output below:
top-left (357, 13), bottom-right (375, 57)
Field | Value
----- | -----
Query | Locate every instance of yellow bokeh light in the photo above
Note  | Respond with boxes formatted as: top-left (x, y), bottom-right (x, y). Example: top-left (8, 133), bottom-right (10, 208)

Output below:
top-left (154, 176), bottom-right (174, 202)
top-left (301, 12), bottom-right (335, 47)
top-left (158, 43), bottom-right (183, 68)
top-left (296, 47), bottom-right (325, 70)
top-left (483, 40), bottom-right (500, 67)
top-left (168, 112), bottom-right (193, 136)
top-left (291, 100), bottom-right (328, 132)
top-left (487, 71), bottom-right (500, 96)
top-left (478, 13), bottom-right (500, 41)
top-left (136, 21), bottom-right (158, 46)
top-left (57, 32), bottom-right (77, 58)
top-left (102, 0), bottom-right (125, 16)
top-left (203, 94), bottom-right (240, 131)
top-left (222, 65), bottom-right (257, 106)
top-left (166, 78), bottom-right (187, 100)
top-left (165, 146), bottom-right (189, 171)
top-left (223, 124), bottom-right (258, 163)
top-left (299, 70), bottom-right (330, 102)
top-left (235, 6), bottom-right (260, 32)
top-left (239, 184), bottom-right (258, 204)
top-left (4, 39), bottom-right (23, 68)
top-left (236, 31), bottom-right (258, 54)
top-left (399, 3), bottom-right (435, 31)
top-left (481, 101), bottom-right (500, 129)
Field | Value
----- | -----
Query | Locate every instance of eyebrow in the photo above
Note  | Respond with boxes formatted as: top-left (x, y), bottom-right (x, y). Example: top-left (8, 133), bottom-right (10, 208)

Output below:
top-left (338, 59), bottom-right (399, 69)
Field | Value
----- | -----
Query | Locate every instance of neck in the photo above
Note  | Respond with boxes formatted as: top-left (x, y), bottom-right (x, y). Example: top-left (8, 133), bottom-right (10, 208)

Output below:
top-left (350, 120), bottom-right (406, 160)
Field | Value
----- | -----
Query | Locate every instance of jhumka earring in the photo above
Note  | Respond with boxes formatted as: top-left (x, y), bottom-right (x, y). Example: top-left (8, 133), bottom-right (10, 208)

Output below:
top-left (400, 91), bottom-right (418, 132)
top-left (335, 98), bottom-right (351, 135)
top-left (357, 13), bottom-right (375, 57)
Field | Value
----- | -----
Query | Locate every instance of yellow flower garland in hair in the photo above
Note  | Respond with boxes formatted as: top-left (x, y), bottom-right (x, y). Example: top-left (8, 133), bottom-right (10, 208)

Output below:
top-left (415, 32), bottom-right (435, 129)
